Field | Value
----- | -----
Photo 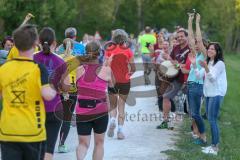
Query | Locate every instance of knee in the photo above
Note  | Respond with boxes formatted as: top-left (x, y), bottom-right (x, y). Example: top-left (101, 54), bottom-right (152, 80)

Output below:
top-left (163, 98), bottom-right (168, 103)
top-left (207, 113), bottom-right (215, 122)
top-left (79, 139), bottom-right (90, 149)
top-left (208, 119), bottom-right (216, 124)
top-left (95, 138), bottom-right (104, 147)
top-left (192, 113), bottom-right (200, 120)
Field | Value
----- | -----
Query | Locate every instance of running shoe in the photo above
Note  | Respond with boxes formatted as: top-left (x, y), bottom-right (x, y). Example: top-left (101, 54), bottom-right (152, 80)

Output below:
top-left (117, 131), bottom-right (125, 140)
top-left (156, 121), bottom-right (168, 129)
top-left (107, 122), bottom-right (116, 137)
top-left (58, 145), bottom-right (69, 153)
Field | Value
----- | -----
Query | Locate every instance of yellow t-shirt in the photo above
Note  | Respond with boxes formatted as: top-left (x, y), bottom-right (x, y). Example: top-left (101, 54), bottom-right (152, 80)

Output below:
top-left (60, 54), bottom-right (80, 93)
top-left (7, 46), bottom-right (39, 60)
top-left (0, 57), bottom-right (48, 142)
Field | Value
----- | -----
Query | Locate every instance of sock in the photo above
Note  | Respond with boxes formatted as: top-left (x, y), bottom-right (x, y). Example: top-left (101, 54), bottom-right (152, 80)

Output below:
top-left (110, 117), bottom-right (116, 124)
top-left (118, 125), bottom-right (123, 132)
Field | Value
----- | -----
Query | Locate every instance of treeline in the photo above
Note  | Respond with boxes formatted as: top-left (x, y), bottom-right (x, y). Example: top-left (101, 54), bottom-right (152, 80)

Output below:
top-left (0, 0), bottom-right (239, 53)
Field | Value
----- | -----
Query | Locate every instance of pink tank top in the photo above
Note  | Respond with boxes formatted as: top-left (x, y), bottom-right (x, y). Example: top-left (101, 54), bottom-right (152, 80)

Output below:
top-left (76, 64), bottom-right (108, 115)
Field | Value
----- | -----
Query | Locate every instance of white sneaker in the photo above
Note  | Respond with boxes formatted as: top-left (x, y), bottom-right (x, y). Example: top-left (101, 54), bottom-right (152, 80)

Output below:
top-left (201, 145), bottom-right (212, 150)
top-left (107, 122), bottom-right (116, 137)
top-left (117, 131), bottom-right (125, 140)
top-left (201, 146), bottom-right (218, 155)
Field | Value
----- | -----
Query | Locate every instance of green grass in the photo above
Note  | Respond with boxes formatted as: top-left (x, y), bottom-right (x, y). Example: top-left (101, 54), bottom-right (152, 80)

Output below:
top-left (164, 54), bottom-right (240, 160)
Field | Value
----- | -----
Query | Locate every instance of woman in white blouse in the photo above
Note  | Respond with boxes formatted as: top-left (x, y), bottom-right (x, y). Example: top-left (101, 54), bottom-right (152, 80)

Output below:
top-left (199, 42), bottom-right (227, 155)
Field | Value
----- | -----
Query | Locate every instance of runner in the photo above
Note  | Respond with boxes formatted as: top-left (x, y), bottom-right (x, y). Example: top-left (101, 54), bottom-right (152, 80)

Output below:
top-left (34, 27), bottom-right (70, 160)
top-left (105, 29), bottom-right (136, 140)
top-left (75, 41), bottom-right (113, 160)
top-left (138, 26), bottom-right (156, 85)
top-left (0, 24), bottom-right (56, 160)
top-left (57, 38), bottom-right (78, 153)
top-left (56, 27), bottom-right (85, 56)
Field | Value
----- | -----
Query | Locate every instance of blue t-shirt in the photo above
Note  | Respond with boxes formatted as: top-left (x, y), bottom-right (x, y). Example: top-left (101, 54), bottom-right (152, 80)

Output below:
top-left (0, 50), bottom-right (8, 65)
top-left (57, 40), bottom-right (85, 56)
top-left (187, 52), bottom-right (205, 84)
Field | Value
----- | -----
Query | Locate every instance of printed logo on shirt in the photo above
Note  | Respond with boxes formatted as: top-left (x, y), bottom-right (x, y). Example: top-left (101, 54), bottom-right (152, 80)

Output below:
top-left (11, 90), bottom-right (25, 104)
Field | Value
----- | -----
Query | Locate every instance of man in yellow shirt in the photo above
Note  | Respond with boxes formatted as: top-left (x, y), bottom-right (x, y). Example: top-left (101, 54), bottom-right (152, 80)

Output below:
top-left (0, 24), bottom-right (56, 160)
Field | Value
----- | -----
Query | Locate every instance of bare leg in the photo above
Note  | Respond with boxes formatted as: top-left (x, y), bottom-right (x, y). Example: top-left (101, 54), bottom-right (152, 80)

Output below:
top-left (76, 135), bottom-right (91, 160)
top-left (192, 120), bottom-right (200, 136)
top-left (108, 94), bottom-right (118, 119)
top-left (117, 94), bottom-right (128, 139)
top-left (107, 94), bottom-right (118, 137)
top-left (118, 94), bottom-right (128, 126)
top-left (163, 98), bottom-right (171, 121)
top-left (44, 153), bottom-right (53, 160)
top-left (92, 133), bottom-right (105, 160)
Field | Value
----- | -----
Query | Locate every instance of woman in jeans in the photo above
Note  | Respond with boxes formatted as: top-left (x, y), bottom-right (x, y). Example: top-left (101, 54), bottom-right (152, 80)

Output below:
top-left (199, 41), bottom-right (227, 155)
top-left (186, 13), bottom-right (207, 144)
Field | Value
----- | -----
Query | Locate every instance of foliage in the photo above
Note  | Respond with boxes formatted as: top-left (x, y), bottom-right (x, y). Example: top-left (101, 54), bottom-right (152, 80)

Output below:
top-left (0, 0), bottom-right (239, 52)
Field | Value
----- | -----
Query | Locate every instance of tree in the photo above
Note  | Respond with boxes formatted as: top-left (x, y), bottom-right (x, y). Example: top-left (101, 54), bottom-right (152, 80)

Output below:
top-left (0, 0), bottom-right (239, 53)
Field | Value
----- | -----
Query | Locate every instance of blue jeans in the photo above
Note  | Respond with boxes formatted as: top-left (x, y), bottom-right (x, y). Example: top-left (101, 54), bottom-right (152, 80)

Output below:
top-left (188, 82), bottom-right (205, 134)
top-left (205, 96), bottom-right (223, 145)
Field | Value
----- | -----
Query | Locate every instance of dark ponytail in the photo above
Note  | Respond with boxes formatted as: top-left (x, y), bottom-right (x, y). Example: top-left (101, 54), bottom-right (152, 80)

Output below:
top-left (42, 41), bottom-right (50, 54)
top-left (39, 27), bottom-right (56, 54)
top-left (85, 41), bottom-right (100, 60)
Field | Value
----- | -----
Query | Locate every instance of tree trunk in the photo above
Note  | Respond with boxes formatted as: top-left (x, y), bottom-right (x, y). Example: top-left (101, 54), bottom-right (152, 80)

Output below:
top-left (234, 27), bottom-right (240, 53)
top-left (0, 18), bottom-right (4, 35)
top-left (225, 28), bottom-right (233, 52)
top-left (137, 0), bottom-right (143, 32)
top-left (111, 0), bottom-right (120, 25)
top-left (232, 27), bottom-right (240, 52)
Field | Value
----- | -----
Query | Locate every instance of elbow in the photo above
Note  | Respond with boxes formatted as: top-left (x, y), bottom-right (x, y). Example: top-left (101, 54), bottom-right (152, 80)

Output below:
top-left (207, 75), bottom-right (216, 82)
top-left (41, 86), bottom-right (57, 101)
top-left (43, 90), bottom-right (56, 101)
